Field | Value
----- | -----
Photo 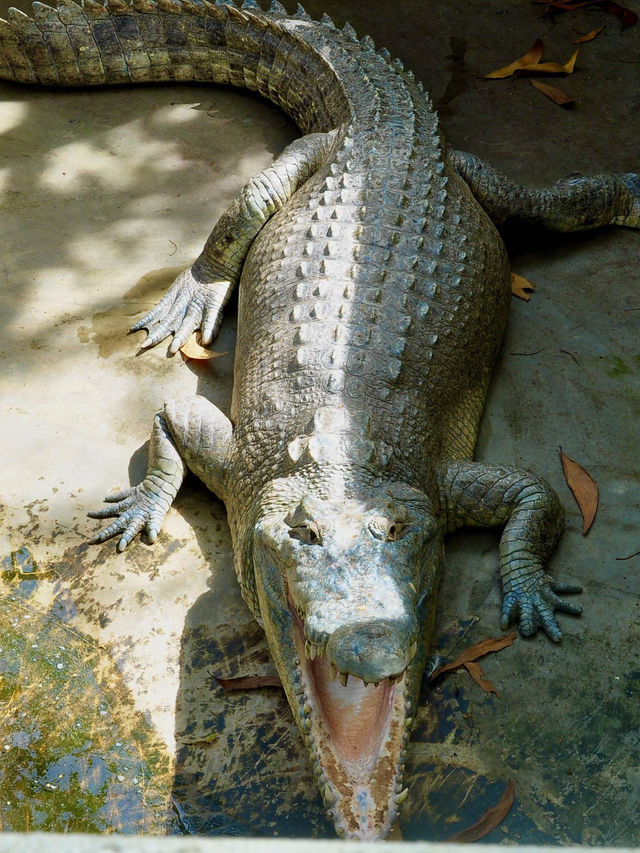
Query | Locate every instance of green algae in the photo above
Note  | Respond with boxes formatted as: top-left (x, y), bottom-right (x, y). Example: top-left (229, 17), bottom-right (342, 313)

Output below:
top-left (606, 356), bottom-right (633, 378)
top-left (0, 581), bottom-right (176, 833)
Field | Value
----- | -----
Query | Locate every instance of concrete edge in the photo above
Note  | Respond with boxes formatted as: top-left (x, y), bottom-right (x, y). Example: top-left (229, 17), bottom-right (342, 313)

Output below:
top-left (0, 838), bottom-right (637, 853)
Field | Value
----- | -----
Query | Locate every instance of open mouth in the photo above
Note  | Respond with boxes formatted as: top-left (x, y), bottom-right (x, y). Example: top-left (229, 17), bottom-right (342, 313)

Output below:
top-left (290, 604), bottom-right (410, 838)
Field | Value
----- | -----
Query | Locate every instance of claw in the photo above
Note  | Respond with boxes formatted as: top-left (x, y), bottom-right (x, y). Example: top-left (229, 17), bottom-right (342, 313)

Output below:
top-left (89, 477), bottom-right (175, 551)
top-left (104, 488), bottom-right (135, 503)
top-left (129, 267), bottom-right (230, 354)
top-left (542, 584), bottom-right (583, 616)
top-left (549, 579), bottom-right (583, 595)
top-left (90, 515), bottom-right (128, 544)
top-left (501, 573), bottom-right (582, 642)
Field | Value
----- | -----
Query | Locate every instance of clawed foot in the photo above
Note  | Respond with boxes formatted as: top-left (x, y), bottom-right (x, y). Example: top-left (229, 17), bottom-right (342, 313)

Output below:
top-left (88, 482), bottom-right (171, 552)
top-left (130, 267), bottom-right (231, 354)
top-left (500, 574), bottom-right (582, 642)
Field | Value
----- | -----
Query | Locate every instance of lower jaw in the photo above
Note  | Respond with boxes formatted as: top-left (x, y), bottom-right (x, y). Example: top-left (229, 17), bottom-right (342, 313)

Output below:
top-left (291, 615), bottom-right (410, 839)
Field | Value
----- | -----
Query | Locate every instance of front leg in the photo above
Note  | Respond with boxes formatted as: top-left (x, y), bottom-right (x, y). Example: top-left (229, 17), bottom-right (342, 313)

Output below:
top-left (90, 396), bottom-right (233, 549)
top-left (132, 129), bottom-right (338, 353)
top-left (439, 461), bottom-right (582, 641)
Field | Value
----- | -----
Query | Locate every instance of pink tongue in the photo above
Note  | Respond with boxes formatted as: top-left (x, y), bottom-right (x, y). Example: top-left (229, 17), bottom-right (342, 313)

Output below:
top-left (310, 655), bottom-right (395, 778)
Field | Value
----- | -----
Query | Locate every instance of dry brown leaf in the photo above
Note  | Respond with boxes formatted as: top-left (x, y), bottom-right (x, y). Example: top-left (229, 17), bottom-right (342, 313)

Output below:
top-left (485, 39), bottom-right (544, 78)
top-left (180, 331), bottom-right (228, 361)
top-left (530, 78), bottom-right (574, 106)
top-left (511, 272), bottom-right (536, 301)
top-left (464, 661), bottom-right (501, 697)
top-left (517, 47), bottom-right (580, 75)
top-left (214, 674), bottom-right (283, 691)
top-left (431, 633), bottom-right (516, 679)
top-left (535, 0), bottom-right (636, 27)
top-left (446, 780), bottom-right (516, 842)
top-left (534, 0), bottom-right (591, 8)
top-left (559, 448), bottom-right (599, 534)
top-left (573, 25), bottom-right (605, 42)
top-left (601, 0), bottom-right (637, 28)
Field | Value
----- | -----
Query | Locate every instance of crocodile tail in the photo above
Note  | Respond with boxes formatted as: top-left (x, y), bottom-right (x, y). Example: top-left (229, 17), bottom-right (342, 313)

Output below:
top-left (0, 0), bottom-right (350, 130)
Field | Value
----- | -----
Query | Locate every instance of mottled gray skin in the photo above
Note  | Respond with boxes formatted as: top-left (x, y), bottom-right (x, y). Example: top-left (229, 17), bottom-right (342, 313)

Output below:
top-left (2, 0), bottom-right (639, 839)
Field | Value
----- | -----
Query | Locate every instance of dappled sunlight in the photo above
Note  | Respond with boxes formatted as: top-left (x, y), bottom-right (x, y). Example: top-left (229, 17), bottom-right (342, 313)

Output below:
top-left (39, 128), bottom-right (193, 193)
top-left (0, 80), bottom-right (295, 466)
top-left (151, 101), bottom-right (203, 127)
top-left (0, 97), bottom-right (27, 133)
top-left (66, 221), bottom-right (182, 269)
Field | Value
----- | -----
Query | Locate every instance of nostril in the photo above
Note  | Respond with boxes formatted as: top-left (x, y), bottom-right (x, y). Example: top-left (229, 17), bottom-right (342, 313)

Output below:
top-left (288, 520), bottom-right (321, 545)
top-left (368, 517), bottom-right (411, 542)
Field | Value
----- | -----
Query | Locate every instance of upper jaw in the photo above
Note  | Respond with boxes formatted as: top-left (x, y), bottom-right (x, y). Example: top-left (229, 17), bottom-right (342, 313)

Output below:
top-left (294, 598), bottom-right (418, 687)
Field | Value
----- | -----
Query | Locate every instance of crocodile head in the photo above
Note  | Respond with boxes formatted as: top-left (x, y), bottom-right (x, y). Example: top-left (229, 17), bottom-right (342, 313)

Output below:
top-left (252, 476), bottom-right (443, 839)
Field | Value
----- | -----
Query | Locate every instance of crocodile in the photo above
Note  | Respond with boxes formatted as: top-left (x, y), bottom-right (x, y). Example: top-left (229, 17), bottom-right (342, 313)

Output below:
top-left (2, 0), bottom-right (639, 839)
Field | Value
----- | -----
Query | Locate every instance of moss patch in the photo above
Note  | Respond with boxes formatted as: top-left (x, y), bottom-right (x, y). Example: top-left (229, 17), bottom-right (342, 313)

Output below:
top-left (0, 580), bottom-right (176, 833)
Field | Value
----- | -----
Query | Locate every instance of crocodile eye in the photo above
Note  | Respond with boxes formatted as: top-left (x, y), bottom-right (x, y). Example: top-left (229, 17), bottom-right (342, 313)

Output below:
top-left (288, 521), bottom-right (322, 545)
top-left (368, 517), bottom-right (411, 542)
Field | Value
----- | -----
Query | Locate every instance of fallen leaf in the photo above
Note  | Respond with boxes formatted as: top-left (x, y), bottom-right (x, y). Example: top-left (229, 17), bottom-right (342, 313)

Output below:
top-left (535, 0), bottom-right (636, 27)
top-left (485, 39), bottom-right (544, 78)
top-left (511, 272), bottom-right (536, 301)
top-left (530, 78), bottom-right (574, 105)
top-left (535, 0), bottom-right (591, 8)
top-left (517, 47), bottom-right (580, 75)
top-left (214, 674), bottom-right (283, 691)
top-left (573, 25), bottom-right (605, 42)
top-left (559, 448), bottom-right (599, 534)
top-left (431, 633), bottom-right (516, 679)
top-left (464, 661), bottom-right (501, 697)
top-left (180, 331), bottom-right (228, 361)
top-left (446, 780), bottom-right (516, 842)
top-left (599, 0), bottom-right (637, 27)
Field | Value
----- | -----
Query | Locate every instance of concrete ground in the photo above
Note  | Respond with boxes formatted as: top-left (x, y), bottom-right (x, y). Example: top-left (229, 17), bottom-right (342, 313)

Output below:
top-left (1, 0), bottom-right (639, 843)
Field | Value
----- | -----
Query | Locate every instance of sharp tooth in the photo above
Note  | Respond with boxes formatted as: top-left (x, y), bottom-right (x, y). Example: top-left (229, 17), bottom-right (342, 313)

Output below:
top-left (310, 643), bottom-right (318, 660)
top-left (303, 702), bottom-right (312, 715)
top-left (323, 784), bottom-right (337, 805)
top-left (396, 787), bottom-right (409, 804)
top-left (330, 663), bottom-right (338, 680)
top-left (409, 640), bottom-right (418, 659)
top-left (405, 716), bottom-right (413, 729)
top-left (409, 582), bottom-right (417, 593)
top-left (305, 640), bottom-right (312, 659)
top-left (339, 671), bottom-right (349, 687)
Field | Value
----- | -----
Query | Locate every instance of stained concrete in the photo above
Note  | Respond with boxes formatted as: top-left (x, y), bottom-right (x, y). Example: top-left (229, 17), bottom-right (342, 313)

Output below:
top-left (0, 0), bottom-right (639, 844)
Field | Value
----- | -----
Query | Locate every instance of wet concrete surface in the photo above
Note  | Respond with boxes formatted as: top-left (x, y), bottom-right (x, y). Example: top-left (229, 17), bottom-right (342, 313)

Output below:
top-left (1, 0), bottom-right (639, 843)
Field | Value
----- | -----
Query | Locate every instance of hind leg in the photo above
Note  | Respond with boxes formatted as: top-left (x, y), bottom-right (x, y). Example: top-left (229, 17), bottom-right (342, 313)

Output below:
top-left (449, 148), bottom-right (640, 232)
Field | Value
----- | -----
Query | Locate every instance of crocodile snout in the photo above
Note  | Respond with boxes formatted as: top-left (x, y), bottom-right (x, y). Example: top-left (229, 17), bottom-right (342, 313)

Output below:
top-left (326, 619), bottom-right (417, 685)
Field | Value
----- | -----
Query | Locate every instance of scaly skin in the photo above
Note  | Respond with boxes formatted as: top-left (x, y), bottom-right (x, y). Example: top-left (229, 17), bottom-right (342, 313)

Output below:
top-left (3, 0), bottom-right (639, 839)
